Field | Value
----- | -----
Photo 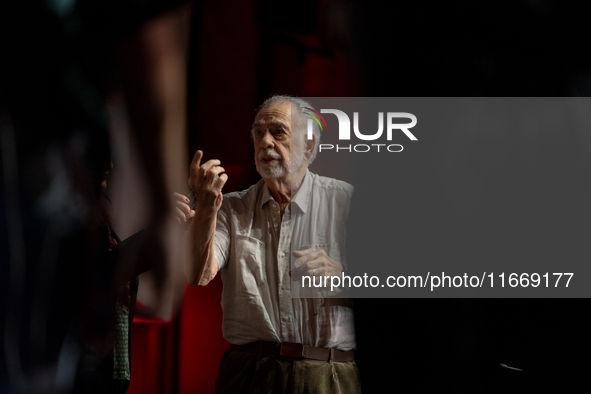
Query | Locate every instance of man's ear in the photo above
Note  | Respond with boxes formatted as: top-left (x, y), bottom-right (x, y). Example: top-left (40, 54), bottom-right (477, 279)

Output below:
top-left (303, 134), bottom-right (316, 161)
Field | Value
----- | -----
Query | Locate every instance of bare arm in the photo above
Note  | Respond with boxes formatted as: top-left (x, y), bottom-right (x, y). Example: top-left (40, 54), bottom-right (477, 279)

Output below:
top-left (116, 4), bottom-right (191, 221)
top-left (111, 5), bottom-right (192, 319)
top-left (186, 150), bottom-right (228, 286)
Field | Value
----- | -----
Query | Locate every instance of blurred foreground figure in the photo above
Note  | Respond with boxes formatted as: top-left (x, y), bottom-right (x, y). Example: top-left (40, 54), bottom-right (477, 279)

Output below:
top-left (0, 1), bottom-right (191, 392)
top-left (185, 96), bottom-right (360, 393)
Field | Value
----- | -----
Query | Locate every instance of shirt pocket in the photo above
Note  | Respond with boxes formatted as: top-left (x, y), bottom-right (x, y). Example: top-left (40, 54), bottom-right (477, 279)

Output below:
top-left (235, 235), bottom-right (266, 287)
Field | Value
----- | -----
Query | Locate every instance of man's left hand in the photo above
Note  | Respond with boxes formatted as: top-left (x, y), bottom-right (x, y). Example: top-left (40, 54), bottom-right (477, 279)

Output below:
top-left (291, 248), bottom-right (343, 281)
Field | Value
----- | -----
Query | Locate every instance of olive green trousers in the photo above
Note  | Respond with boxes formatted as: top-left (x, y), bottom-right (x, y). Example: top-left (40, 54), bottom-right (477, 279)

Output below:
top-left (214, 348), bottom-right (361, 393)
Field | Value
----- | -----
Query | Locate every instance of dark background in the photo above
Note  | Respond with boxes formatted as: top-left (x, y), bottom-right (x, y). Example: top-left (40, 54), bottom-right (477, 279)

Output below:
top-left (182, 1), bottom-right (591, 392)
top-left (333, 2), bottom-right (591, 393)
top-left (183, 1), bottom-right (591, 392)
top-left (184, 1), bottom-right (591, 392)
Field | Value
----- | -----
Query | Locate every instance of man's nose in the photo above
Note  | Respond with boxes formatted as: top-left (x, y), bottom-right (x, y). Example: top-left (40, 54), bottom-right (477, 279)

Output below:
top-left (260, 131), bottom-right (274, 148)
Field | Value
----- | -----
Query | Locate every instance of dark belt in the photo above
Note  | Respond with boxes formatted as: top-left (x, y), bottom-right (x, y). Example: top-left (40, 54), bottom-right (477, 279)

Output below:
top-left (230, 341), bottom-right (354, 363)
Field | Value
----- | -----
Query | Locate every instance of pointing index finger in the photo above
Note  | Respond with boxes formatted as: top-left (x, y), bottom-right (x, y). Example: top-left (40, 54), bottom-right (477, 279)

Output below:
top-left (191, 150), bottom-right (204, 171)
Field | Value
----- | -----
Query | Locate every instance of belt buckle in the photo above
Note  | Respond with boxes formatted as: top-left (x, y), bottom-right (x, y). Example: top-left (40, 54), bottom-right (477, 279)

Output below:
top-left (280, 342), bottom-right (305, 358)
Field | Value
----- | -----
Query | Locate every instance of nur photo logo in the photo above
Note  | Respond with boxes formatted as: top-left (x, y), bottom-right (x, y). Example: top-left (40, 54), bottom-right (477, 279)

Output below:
top-left (306, 108), bottom-right (418, 153)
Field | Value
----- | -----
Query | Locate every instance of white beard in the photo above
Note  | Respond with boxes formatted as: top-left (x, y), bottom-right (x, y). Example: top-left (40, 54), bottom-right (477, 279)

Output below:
top-left (256, 148), bottom-right (288, 178)
top-left (255, 143), bottom-right (305, 179)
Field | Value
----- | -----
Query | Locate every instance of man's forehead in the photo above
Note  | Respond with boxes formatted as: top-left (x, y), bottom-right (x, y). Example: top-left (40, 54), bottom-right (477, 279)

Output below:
top-left (253, 101), bottom-right (292, 124)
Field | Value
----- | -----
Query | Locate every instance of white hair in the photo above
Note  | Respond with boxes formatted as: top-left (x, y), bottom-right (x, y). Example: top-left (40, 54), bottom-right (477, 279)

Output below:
top-left (257, 95), bottom-right (321, 164)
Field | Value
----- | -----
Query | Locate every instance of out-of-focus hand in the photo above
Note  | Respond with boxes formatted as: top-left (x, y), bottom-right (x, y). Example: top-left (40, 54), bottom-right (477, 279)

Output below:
top-left (173, 192), bottom-right (194, 224)
top-left (290, 248), bottom-right (343, 281)
top-left (188, 150), bottom-right (228, 217)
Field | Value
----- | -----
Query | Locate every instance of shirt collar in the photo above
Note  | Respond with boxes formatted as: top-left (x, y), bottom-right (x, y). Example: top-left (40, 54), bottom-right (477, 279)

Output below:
top-left (291, 170), bottom-right (311, 213)
top-left (260, 181), bottom-right (274, 210)
top-left (258, 170), bottom-right (312, 213)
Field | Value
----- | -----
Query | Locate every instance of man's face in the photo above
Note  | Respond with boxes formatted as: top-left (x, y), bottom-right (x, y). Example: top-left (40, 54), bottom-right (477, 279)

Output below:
top-left (252, 101), bottom-right (306, 179)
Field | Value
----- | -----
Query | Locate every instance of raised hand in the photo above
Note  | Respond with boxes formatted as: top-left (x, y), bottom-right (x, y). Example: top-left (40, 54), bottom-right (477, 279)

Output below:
top-left (188, 150), bottom-right (228, 216)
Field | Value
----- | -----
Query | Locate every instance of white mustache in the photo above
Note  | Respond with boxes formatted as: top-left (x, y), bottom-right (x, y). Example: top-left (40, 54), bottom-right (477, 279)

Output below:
top-left (258, 148), bottom-right (281, 160)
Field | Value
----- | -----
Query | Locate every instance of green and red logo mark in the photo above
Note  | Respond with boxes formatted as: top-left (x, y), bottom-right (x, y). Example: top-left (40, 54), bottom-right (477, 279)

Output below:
top-left (303, 107), bottom-right (328, 139)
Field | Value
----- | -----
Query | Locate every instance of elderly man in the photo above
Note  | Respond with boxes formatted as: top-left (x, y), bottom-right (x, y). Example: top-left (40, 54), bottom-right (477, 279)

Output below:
top-left (185, 95), bottom-right (359, 393)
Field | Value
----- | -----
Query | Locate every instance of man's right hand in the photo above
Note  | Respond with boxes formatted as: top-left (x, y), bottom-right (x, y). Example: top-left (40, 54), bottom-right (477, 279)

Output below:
top-left (185, 150), bottom-right (226, 286)
top-left (188, 150), bottom-right (228, 216)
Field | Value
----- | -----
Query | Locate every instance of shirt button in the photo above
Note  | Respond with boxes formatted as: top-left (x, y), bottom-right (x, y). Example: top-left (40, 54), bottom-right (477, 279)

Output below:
top-left (280, 252), bottom-right (285, 258)
top-left (281, 316), bottom-right (288, 322)
top-left (274, 223), bottom-right (278, 228)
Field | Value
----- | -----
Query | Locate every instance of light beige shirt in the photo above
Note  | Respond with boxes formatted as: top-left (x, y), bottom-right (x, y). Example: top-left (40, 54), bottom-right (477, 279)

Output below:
top-left (214, 171), bottom-right (356, 351)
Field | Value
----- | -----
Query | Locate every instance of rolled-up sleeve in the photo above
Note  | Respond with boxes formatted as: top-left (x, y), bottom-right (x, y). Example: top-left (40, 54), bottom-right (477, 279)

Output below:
top-left (214, 203), bottom-right (231, 270)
